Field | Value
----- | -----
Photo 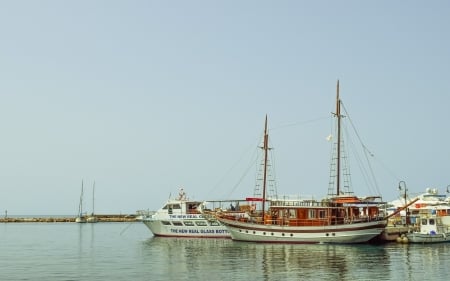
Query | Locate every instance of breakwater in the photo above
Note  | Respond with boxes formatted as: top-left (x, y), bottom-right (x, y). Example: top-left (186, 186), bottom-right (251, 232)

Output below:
top-left (0, 214), bottom-right (138, 223)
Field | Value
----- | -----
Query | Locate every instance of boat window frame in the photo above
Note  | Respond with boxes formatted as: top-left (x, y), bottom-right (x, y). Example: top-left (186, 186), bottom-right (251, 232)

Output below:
top-left (308, 209), bottom-right (316, 219)
top-left (319, 210), bottom-right (326, 219)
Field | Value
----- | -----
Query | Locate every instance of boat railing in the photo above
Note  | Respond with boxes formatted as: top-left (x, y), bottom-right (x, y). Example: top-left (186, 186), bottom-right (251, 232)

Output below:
top-left (270, 200), bottom-right (324, 208)
top-left (236, 214), bottom-right (382, 226)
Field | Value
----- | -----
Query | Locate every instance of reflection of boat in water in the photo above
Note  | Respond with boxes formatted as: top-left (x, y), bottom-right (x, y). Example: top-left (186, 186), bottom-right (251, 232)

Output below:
top-left (218, 81), bottom-right (386, 243)
top-left (143, 236), bottom-right (388, 280)
top-left (143, 188), bottom-right (247, 238)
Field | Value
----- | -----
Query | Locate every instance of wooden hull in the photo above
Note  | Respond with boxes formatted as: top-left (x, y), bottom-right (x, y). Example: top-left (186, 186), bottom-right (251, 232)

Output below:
top-left (218, 217), bottom-right (387, 244)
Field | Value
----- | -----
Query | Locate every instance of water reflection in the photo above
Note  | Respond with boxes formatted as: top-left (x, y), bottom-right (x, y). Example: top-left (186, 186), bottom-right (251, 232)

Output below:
top-left (143, 238), bottom-right (389, 281)
top-left (385, 243), bottom-right (450, 281)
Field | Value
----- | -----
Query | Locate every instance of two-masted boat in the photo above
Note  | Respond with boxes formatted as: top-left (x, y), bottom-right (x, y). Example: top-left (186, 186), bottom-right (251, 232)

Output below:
top-left (217, 81), bottom-right (387, 243)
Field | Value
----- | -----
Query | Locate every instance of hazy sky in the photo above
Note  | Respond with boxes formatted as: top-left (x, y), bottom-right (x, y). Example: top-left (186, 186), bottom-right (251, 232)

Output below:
top-left (1, 1), bottom-right (449, 215)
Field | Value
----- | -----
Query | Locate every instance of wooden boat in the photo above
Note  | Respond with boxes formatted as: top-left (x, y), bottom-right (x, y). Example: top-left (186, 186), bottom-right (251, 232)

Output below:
top-left (217, 81), bottom-right (387, 244)
top-left (405, 209), bottom-right (450, 243)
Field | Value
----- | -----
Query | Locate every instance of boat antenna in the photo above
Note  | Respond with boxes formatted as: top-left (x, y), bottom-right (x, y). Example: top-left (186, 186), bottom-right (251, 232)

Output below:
top-left (261, 115), bottom-right (269, 217)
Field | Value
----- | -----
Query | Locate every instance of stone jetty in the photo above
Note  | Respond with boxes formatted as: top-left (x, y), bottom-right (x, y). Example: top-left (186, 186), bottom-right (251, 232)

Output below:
top-left (0, 214), bottom-right (138, 223)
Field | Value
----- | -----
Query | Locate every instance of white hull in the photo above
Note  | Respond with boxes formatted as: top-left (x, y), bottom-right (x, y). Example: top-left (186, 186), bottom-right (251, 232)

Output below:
top-left (406, 232), bottom-right (450, 243)
top-left (86, 216), bottom-right (98, 223)
top-left (143, 217), bottom-right (230, 238)
top-left (219, 218), bottom-right (386, 244)
top-left (75, 217), bottom-right (86, 223)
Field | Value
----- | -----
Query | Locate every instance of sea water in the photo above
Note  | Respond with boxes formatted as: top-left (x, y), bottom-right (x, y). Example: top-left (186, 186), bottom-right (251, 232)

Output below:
top-left (1, 222), bottom-right (449, 281)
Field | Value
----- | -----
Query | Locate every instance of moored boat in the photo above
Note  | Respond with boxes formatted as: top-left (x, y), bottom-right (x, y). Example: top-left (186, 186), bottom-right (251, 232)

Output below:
top-left (86, 181), bottom-right (98, 223)
top-left (75, 180), bottom-right (87, 223)
top-left (143, 188), bottom-right (247, 238)
top-left (405, 209), bottom-right (450, 243)
top-left (218, 81), bottom-right (387, 244)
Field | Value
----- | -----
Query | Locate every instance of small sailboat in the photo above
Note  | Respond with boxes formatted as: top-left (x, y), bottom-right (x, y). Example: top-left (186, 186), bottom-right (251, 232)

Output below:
top-left (87, 181), bottom-right (98, 223)
top-left (75, 180), bottom-right (87, 223)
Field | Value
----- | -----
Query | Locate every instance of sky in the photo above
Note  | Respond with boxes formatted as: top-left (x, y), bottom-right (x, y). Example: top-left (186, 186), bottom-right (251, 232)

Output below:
top-left (1, 1), bottom-right (449, 215)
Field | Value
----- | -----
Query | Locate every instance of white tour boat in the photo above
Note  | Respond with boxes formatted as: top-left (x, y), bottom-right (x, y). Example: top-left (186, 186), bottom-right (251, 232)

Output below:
top-left (143, 188), bottom-right (247, 238)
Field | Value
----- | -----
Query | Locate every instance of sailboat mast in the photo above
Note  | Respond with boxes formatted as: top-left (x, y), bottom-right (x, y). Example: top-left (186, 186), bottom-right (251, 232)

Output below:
top-left (336, 80), bottom-right (341, 196)
top-left (261, 115), bottom-right (269, 217)
top-left (92, 181), bottom-right (95, 215)
top-left (79, 180), bottom-right (84, 216)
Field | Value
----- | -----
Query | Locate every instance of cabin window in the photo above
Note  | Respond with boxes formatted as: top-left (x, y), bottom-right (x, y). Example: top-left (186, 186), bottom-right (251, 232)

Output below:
top-left (195, 221), bottom-right (207, 226)
top-left (421, 219), bottom-right (427, 225)
top-left (161, 221), bottom-right (171, 225)
top-left (187, 203), bottom-right (199, 212)
top-left (209, 221), bottom-right (220, 226)
top-left (429, 219), bottom-right (435, 225)
top-left (319, 210), bottom-right (326, 219)
top-left (183, 221), bottom-right (194, 226)
top-left (162, 204), bottom-right (181, 210)
top-left (289, 209), bottom-right (296, 218)
top-left (308, 209), bottom-right (316, 219)
top-left (172, 221), bottom-right (183, 226)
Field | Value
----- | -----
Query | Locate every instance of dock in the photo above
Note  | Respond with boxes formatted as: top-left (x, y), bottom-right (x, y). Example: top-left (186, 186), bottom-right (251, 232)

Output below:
top-left (0, 214), bottom-right (138, 223)
top-left (378, 225), bottom-right (410, 242)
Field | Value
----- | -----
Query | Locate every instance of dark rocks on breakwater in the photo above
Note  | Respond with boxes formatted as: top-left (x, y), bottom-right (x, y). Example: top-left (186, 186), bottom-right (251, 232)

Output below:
top-left (0, 214), bottom-right (138, 223)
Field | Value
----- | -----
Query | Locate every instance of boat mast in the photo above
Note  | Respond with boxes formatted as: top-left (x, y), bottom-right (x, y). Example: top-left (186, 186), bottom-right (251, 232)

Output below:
top-left (335, 80), bottom-right (341, 196)
top-left (261, 115), bottom-right (269, 216)
top-left (92, 181), bottom-right (95, 216)
top-left (79, 180), bottom-right (84, 216)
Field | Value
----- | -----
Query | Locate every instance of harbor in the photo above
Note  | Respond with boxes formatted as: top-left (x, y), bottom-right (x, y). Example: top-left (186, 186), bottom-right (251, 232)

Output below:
top-left (0, 214), bottom-right (138, 223)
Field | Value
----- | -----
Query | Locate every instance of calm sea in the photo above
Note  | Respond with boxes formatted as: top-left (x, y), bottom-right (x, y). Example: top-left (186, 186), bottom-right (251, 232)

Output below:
top-left (1, 222), bottom-right (449, 281)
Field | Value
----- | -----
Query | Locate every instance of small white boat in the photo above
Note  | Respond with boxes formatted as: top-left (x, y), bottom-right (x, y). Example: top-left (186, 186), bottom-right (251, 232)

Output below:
top-left (406, 210), bottom-right (450, 243)
top-left (75, 180), bottom-right (87, 223)
top-left (143, 188), bottom-right (247, 238)
top-left (86, 181), bottom-right (98, 223)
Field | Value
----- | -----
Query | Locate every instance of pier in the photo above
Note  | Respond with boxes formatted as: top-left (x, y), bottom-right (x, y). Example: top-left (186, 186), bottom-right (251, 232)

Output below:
top-left (0, 214), bottom-right (138, 223)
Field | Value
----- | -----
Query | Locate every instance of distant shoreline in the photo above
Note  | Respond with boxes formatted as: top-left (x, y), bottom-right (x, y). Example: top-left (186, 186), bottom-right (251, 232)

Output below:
top-left (1, 214), bottom-right (138, 223)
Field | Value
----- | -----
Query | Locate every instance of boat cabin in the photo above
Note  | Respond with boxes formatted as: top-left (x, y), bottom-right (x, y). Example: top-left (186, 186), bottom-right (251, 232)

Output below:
top-left (265, 197), bottom-right (382, 226)
top-left (418, 216), bottom-right (441, 235)
top-left (161, 200), bottom-right (202, 215)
